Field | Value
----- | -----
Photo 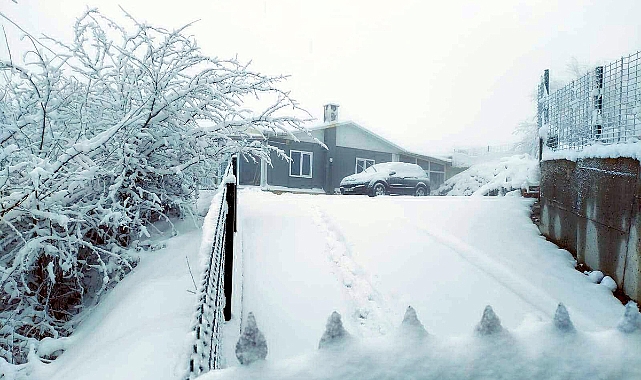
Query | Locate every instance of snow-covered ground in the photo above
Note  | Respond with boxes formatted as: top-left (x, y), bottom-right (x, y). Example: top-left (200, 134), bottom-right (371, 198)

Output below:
top-left (14, 222), bottom-right (200, 380)
top-left (3, 194), bottom-right (219, 380)
top-left (436, 154), bottom-right (539, 196)
top-left (213, 190), bottom-right (639, 379)
top-left (8, 189), bottom-right (639, 379)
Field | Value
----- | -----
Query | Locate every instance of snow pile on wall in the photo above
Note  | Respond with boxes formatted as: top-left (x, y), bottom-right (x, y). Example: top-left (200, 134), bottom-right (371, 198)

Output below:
top-left (542, 141), bottom-right (641, 162)
top-left (436, 154), bottom-right (540, 196)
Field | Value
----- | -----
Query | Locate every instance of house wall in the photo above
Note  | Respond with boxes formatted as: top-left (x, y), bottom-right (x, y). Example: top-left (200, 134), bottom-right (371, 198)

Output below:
top-left (336, 124), bottom-right (400, 154)
top-left (416, 159), bottom-right (430, 171)
top-left (324, 127), bottom-right (337, 194)
top-left (289, 129), bottom-right (326, 144)
top-left (399, 154), bottom-right (416, 163)
top-left (238, 157), bottom-right (261, 186)
top-left (539, 158), bottom-right (641, 302)
top-left (264, 138), bottom-right (327, 190)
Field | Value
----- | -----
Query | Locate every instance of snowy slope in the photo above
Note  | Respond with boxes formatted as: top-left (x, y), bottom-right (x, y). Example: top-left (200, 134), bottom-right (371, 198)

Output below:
top-left (9, 189), bottom-right (638, 380)
top-left (310, 195), bottom-right (622, 333)
top-left (24, 223), bottom-right (200, 380)
top-left (221, 190), bottom-right (351, 364)
top-left (436, 154), bottom-right (539, 196)
top-left (208, 190), bottom-right (636, 378)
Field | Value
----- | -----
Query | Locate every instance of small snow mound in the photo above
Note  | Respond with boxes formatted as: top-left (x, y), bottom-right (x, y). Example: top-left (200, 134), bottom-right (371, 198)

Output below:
top-left (617, 302), bottom-right (640, 333)
top-left (222, 174), bottom-right (237, 185)
top-left (399, 306), bottom-right (428, 338)
top-left (586, 271), bottom-right (604, 284)
top-left (553, 303), bottom-right (575, 333)
top-left (235, 312), bottom-right (268, 365)
top-left (600, 276), bottom-right (617, 292)
top-left (475, 305), bottom-right (503, 336)
top-left (319, 311), bottom-right (351, 349)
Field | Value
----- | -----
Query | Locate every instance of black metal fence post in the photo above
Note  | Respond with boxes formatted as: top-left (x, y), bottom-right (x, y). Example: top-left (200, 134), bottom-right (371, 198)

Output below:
top-left (233, 157), bottom-right (238, 233)
top-left (537, 69), bottom-right (549, 161)
top-left (594, 66), bottom-right (604, 140)
top-left (223, 156), bottom-right (237, 321)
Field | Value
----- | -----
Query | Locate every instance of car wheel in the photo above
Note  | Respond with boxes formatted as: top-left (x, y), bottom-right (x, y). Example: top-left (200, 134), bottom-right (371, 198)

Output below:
top-left (371, 182), bottom-right (386, 197)
top-left (415, 185), bottom-right (427, 196)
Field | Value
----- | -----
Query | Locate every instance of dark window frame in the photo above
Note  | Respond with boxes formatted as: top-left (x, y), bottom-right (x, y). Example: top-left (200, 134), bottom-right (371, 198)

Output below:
top-left (355, 157), bottom-right (375, 174)
top-left (289, 150), bottom-right (313, 178)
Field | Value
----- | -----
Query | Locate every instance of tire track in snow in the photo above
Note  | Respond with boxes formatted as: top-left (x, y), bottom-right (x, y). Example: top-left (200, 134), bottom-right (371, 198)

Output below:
top-left (309, 204), bottom-right (394, 337)
top-left (413, 222), bottom-right (602, 330)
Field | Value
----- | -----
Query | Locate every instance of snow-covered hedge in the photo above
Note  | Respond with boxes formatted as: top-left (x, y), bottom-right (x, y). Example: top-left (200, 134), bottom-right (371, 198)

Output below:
top-left (436, 154), bottom-right (540, 196)
top-left (0, 9), bottom-right (307, 364)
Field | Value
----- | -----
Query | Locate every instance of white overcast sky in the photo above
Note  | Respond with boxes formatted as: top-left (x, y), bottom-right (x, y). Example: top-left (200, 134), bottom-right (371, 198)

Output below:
top-left (2, 0), bottom-right (641, 155)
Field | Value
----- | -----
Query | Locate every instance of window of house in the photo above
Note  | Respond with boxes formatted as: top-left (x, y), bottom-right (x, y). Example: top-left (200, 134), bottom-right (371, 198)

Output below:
top-left (290, 150), bottom-right (313, 178)
top-left (355, 158), bottom-right (375, 173)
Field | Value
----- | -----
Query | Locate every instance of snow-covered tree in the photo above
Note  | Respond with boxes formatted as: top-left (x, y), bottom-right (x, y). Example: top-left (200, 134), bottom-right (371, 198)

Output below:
top-left (0, 9), bottom-right (308, 364)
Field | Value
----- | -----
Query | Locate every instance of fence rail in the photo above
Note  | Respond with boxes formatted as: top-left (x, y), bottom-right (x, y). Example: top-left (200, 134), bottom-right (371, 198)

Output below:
top-left (538, 51), bottom-right (641, 151)
top-left (187, 156), bottom-right (237, 379)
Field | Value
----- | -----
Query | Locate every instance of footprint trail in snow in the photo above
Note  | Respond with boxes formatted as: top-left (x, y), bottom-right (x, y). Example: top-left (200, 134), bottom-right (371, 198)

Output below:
top-left (310, 204), bottom-right (394, 337)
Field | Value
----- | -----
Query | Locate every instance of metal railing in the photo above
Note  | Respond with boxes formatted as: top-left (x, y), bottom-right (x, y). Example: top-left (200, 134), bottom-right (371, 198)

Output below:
top-left (187, 156), bottom-right (237, 379)
top-left (453, 143), bottom-right (522, 157)
top-left (538, 51), bottom-right (641, 151)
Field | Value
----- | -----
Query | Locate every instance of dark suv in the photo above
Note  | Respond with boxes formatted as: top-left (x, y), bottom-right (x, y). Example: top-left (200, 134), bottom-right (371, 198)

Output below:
top-left (339, 162), bottom-right (431, 197)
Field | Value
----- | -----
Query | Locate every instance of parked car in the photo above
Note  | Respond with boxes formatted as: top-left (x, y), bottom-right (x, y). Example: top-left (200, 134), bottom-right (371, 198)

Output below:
top-left (339, 162), bottom-right (431, 197)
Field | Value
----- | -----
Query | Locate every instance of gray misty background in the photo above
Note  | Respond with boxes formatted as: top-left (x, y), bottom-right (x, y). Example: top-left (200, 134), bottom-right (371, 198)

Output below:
top-left (3, 0), bottom-right (641, 155)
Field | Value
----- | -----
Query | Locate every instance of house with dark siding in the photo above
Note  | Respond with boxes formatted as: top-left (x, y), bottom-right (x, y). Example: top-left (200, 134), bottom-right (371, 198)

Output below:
top-left (238, 104), bottom-right (452, 194)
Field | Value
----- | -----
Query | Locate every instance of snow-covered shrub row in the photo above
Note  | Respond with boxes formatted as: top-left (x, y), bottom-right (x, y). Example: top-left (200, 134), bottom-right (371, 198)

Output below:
top-left (0, 9), bottom-right (307, 364)
top-left (201, 303), bottom-right (641, 380)
top-left (435, 154), bottom-right (540, 196)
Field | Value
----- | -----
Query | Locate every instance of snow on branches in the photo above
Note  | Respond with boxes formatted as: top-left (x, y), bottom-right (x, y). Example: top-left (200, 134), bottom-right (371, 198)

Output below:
top-left (0, 8), bottom-right (308, 364)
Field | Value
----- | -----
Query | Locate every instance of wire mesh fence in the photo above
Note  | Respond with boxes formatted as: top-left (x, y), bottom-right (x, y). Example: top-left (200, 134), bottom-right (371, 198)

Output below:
top-left (187, 157), bottom-right (237, 379)
top-left (538, 51), bottom-right (641, 151)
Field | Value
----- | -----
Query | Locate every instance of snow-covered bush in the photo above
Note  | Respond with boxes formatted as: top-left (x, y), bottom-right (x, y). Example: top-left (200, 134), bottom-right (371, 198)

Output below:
top-left (235, 312), bottom-right (268, 365)
top-left (617, 302), bottom-right (640, 333)
top-left (553, 303), bottom-right (575, 333)
top-left (475, 305), bottom-right (503, 336)
top-left (0, 9), bottom-right (307, 364)
top-left (436, 154), bottom-right (540, 196)
top-left (398, 305), bottom-right (428, 339)
top-left (319, 311), bottom-right (351, 349)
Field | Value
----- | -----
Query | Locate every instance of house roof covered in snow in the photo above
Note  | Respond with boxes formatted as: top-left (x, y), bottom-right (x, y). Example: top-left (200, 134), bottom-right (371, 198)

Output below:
top-left (270, 121), bottom-right (451, 165)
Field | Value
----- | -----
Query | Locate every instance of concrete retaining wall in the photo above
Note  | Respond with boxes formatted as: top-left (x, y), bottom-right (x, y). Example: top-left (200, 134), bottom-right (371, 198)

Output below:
top-left (540, 158), bottom-right (641, 302)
